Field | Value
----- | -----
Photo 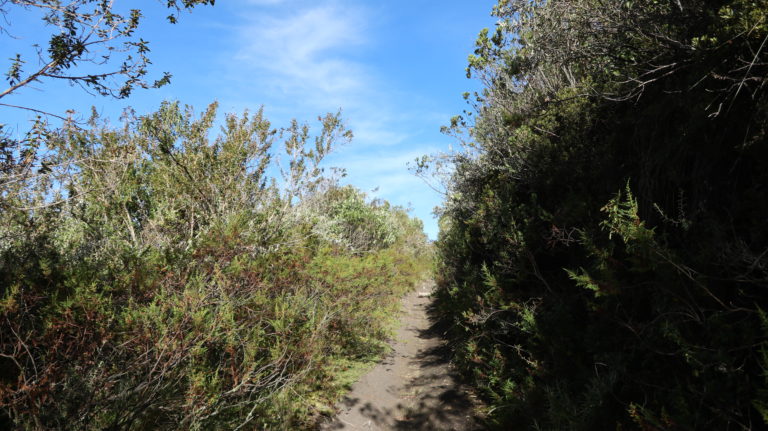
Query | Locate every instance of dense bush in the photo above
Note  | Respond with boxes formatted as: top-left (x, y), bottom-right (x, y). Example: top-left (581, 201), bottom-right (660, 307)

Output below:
top-left (0, 101), bottom-right (431, 429)
top-left (304, 185), bottom-right (400, 253)
top-left (433, 0), bottom-right (768, 429)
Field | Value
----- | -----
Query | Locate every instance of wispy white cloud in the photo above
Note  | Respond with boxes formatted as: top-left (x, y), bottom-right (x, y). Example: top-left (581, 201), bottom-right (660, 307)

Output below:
top-left (234, 3), bottom-right (370, 108)
top-left (331, 148), bottom-right (438, 199)
top-left (348, 120), bottom-right (409, 147)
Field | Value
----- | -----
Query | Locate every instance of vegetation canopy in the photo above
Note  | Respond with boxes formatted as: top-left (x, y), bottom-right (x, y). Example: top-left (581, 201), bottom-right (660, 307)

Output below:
top-left (430, 0), bottom-right (768, 429)
top-left (0, 100), bottom-right (432, 429)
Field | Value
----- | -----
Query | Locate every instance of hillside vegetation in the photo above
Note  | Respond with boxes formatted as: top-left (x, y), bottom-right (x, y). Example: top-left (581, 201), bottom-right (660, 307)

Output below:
top-left (0, 101), bottom-right (431, 429)
top-left (432, 0), bottom-right (768, 429)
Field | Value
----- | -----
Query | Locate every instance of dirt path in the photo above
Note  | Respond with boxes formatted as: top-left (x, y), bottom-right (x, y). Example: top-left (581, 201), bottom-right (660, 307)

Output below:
top-left (321, 281), bottom-right (483, 431)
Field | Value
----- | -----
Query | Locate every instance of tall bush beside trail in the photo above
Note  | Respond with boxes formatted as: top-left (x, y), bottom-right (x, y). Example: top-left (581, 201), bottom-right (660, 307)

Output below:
top-left (433, 0), bottom-right (768, 429)
top-left (0, 101), bottom-right (431, 429)
top-left (303, 185), bottom-right (398, 253)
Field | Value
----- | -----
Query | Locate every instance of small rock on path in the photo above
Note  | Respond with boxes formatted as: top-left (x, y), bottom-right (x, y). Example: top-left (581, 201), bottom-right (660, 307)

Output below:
top-left (320, 281), bottom-right (482, 431)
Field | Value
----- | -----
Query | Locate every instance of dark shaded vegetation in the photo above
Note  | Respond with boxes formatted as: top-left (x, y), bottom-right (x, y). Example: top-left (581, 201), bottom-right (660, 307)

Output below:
top-left (430, 0), bottom-right (768, 429)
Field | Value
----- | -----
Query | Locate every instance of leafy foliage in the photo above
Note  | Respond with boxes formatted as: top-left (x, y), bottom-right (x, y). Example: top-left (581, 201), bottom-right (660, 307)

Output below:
top-left (0, 101), bottom-right (431, 429)
top-left (0, 0), bottom-right (217, 215)
top-left (0, 0), bottom-right (215, 104)
top-left (433, 0), bottom-right (768, 429)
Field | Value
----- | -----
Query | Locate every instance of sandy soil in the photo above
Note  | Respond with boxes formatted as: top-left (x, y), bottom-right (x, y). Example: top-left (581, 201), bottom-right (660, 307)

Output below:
top-left (320, 281), bottom-right (483, 431)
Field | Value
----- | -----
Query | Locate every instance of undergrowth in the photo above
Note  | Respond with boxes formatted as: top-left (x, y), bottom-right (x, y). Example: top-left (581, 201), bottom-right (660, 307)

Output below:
top-left (431, 1), bottom-right (768, 429)
top-left (0, 101), bottom-right (432, 430)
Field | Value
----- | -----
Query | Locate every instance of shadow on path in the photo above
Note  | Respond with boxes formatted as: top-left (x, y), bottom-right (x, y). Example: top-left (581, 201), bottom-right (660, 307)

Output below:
top-left (320, 285), bottom-right (484, 430)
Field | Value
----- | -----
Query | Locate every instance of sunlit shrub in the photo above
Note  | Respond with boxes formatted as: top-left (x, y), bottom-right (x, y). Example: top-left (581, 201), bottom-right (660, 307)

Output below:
top-left (0, 101), bottom-right (431, 429)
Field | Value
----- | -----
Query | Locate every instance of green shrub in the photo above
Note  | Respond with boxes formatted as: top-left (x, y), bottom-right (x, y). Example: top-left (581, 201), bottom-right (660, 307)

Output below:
top-left (0, 101), bottom-right (431, 429)
top-left (432, 0), bottom-right (768, 429)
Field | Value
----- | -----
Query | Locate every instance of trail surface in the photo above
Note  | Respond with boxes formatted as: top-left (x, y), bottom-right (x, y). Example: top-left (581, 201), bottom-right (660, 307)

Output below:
top-left (321, 281), bottom-right (482, 430)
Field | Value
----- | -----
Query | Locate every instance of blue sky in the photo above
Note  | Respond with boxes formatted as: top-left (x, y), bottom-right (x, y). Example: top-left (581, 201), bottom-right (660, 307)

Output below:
top-left (1, 0), bottom-right (497, 239)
